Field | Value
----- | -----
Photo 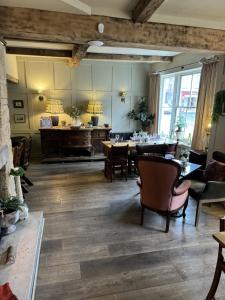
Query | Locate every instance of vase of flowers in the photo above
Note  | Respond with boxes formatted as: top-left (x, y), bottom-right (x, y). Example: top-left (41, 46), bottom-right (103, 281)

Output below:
top-left (70, 106), bottom-right (82, 128)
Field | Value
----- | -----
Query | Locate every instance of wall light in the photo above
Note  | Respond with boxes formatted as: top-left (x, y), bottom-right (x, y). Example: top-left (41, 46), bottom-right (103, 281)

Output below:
top-left (119, 91), bottom-right (127, 103)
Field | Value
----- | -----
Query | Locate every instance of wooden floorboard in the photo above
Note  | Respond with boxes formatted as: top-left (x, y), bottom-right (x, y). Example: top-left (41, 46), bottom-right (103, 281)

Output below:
top-left (24, 161), bottom-right (225, 300)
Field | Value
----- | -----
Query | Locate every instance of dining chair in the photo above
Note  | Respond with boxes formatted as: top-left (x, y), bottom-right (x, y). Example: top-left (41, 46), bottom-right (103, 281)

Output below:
top-left (136, 144), bottom-right (167, 157)
top-left (137, 156), bottom-right (191, 232)
top-left (189, 151), bottom-right (225, 226)
top-left (165, 142), bottom-right (178, 158)
top-left (105, 144), bottom-right (129, 182)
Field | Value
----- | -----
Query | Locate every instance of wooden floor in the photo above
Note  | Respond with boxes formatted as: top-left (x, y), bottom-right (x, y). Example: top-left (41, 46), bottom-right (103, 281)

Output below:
top-left (25, 161), bottom-right (225, 300)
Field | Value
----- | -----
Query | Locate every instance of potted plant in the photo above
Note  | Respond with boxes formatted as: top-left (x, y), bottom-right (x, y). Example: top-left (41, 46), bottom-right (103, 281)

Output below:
top-left (70, 105), bottom-right (82, 128)
top-left (0, 197), bottom-right (24, 234)
top-left (127, 97), bottom-right (155, 131)
top-left (175, 116), bottom-right (186, 140)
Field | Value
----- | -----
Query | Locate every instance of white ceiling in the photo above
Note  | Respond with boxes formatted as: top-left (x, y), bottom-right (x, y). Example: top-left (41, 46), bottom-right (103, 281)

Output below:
top-left (1, 0), bottom-right (225, 30)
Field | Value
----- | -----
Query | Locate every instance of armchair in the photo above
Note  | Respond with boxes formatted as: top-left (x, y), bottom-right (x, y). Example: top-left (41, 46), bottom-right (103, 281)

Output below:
top-left (137, 156), bottom-right (191, 232)
top-left (189, 151), bottom-right (225, 226)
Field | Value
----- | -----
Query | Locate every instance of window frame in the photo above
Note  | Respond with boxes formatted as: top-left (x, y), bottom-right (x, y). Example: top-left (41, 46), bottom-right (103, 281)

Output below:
top-left (159, 68), bottom-right (202, 140)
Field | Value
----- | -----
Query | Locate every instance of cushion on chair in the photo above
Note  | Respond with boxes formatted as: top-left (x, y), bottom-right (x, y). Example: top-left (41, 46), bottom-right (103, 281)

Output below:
top-left (204, 160), bottom-right (225, 182)
top-left (190, 180), bottom-right (207, 194)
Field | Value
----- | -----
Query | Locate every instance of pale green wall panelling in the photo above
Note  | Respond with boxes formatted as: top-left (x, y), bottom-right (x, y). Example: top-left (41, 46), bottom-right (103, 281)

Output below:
top-left (8, 56), bottom-right (149, 158)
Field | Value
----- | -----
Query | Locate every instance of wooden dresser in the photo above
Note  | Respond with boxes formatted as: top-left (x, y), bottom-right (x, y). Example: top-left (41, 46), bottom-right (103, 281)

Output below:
top-left (39, 127), bottom-right (111, 162)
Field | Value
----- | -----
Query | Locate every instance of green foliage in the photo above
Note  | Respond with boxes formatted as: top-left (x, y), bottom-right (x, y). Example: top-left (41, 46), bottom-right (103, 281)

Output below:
top-left (175, 115), bottom-right (186, 132)
top-left (127, 97), bottom-right (155, 130)
top-left (0, 197), bottom-right (24, 214)
top-left (10, 167), bottom-right (25, 177)
top-left (70, 106), bottom-right (82, 119)
top-left (212, 90), bottom-right (225, 123)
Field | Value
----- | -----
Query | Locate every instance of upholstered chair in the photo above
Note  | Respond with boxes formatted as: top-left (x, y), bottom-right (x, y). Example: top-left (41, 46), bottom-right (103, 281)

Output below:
top-left (137, 156), bottom-right (191, 232)
top-left (189, 151), bottom-right (225, 226)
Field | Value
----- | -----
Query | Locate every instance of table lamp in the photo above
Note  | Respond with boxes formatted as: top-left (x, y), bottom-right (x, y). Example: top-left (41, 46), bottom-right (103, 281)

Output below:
top-left (46, 99), bottom-right (64, 126)
top-left (87, 101), bottom-right (103, 126)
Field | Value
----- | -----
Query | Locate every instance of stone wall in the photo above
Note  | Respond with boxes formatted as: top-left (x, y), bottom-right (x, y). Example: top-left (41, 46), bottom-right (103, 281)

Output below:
top-left (0, 41), bottom-right (15, 197)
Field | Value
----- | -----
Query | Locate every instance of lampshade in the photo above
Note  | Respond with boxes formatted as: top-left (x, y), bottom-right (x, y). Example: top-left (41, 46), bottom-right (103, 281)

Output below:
top-left (46, 99), bottom-right (64, 114)
top-left (87, 101), bottom-right (103, 115)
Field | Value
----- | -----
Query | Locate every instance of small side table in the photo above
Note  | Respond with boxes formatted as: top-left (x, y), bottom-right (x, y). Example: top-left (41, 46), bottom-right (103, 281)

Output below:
top-left (189, 149), bottom-right (207, 169)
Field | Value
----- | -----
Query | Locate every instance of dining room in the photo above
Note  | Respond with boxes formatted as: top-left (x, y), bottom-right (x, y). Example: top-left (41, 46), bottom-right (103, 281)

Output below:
top-left (2, 1), bottom-right (225, 299)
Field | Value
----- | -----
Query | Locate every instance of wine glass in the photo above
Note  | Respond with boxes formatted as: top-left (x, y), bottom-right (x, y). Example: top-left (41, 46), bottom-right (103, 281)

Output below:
top-left (115, 134), bottom-right (120, 143)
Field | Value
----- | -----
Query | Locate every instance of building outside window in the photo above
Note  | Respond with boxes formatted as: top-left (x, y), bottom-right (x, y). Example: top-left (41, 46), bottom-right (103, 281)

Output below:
top-left (158, 68), bottom-right (201, 144)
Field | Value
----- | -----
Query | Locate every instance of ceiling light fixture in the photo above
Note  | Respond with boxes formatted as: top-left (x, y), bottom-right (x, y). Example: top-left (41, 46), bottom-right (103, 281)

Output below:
top-left (88, 40), bottom-right (104, 47)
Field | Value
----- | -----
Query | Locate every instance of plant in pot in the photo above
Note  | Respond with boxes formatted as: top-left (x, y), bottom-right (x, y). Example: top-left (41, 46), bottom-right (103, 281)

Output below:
top-left (175, 116), bottom-right (186, 141)
top-left (10, 167), bottom-right (29, 220)
top-left (0, 197), bottom-right (24, 235)
top-left (127, 97), bottom-right (155, 131)
top-left (70, 105), bottom-right (82, 128)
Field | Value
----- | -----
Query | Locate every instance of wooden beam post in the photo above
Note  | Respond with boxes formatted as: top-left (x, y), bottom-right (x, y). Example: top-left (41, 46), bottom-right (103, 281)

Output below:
top-left (132, 0), bottom-right (165, 23)
top-left (68, 44), bottom-right (88, 67)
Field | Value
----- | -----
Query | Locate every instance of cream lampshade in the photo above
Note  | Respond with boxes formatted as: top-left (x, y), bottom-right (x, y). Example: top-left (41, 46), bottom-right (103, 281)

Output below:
top-left (87, 101), bottom-right (103, 126)
top-left (46, 99), bottom-right (64, 126)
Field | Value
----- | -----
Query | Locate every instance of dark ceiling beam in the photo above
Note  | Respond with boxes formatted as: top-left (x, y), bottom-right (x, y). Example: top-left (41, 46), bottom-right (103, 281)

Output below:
top-left (6, 47), bottom-right (72, 57)
top-left (6, 46), bottom-right (173, 63)
top-left (85, 53), bottom-right (173, 63)
top-left (1, 6), bottom-right (225, 53)
top-left (132, 0), bottom-right (165, 23)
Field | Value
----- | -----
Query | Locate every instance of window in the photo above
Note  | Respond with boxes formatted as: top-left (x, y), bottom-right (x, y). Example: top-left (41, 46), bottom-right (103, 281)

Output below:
top-left (159, 69), bottom-right (201, 143)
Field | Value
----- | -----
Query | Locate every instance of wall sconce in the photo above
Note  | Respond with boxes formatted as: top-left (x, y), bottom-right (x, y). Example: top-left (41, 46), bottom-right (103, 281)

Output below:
top-left (38, 95), bottom-right (44, 101)
top-left (206, 122), bottom-right (212, 135)
top-left (119, 91), bottom-right (127, 103)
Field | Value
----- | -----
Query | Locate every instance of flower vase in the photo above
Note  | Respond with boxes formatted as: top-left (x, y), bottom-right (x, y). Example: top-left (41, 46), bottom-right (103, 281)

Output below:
top-left (72, 117), bottom-right (82, 128)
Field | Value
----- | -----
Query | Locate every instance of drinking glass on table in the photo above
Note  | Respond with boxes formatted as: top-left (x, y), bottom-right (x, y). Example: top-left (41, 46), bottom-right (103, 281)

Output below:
top-left (115, 134), bottom-right (120, 143)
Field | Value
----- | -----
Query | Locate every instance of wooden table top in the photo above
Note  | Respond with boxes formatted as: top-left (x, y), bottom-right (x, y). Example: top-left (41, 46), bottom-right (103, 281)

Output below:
top-left (213, 232), bottom-right (225, 247)
top-left (102, 139), bottom-right (177, 150)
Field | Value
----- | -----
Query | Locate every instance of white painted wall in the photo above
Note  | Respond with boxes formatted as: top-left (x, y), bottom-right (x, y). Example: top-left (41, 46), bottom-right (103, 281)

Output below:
top-left (8, 56), bottom-right (149, 157)
top-left (5, 54), bottom-right (18, 82)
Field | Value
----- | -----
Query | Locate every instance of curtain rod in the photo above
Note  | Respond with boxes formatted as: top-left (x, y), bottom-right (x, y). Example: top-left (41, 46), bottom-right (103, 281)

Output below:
top-left (152, 61), bottom-right (201, 74)
top-left (152, 55), bottom-right (221, 74)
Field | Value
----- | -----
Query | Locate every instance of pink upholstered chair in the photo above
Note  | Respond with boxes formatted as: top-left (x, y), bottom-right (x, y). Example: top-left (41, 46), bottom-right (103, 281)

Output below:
top-left (137, 156), bottom-right (191, 232)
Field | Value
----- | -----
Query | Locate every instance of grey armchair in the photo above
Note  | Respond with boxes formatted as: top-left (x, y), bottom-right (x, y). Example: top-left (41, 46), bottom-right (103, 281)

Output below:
top-left (189, 151), bottom-right (225, 226)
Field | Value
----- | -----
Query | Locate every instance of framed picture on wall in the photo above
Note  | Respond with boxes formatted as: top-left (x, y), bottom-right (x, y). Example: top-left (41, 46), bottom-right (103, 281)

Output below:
top-left (14, 114), bottom-right (26, 123)
top-left (222, 103), bottom-right (225, 116)
top-left (13, 100), bottom-right (24, 108)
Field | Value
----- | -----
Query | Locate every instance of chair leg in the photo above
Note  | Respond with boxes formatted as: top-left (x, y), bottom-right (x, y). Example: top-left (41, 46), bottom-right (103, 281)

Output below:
top-left (166, 213), bottom-right (171, 233)
top-left (206, 247), bottom-right (223, 300)
top-left (22, 175), bottom-right (34, 186)
top-left (140, 206), bottom-right (144, 225)
top-left (22, 185), bottom-right (29, 194)
top-left (182, 196), bottom-right (189, 219)
top-left (195, 201), bottom-right (202, 227)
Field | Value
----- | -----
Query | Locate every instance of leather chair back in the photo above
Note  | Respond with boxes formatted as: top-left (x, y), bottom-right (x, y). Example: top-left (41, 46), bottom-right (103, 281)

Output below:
top-left (213, 151), bottom-right (225, 164)
top-left (137, 156), bottom-right (181, 211)
top-left (136, 144), bottom-right (167, 156)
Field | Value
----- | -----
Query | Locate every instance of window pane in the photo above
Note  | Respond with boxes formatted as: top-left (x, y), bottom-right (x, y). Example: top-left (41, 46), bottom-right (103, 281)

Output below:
top-left (178, 75), bottom-right (192, 107)
top-left (161, 77), bottom-right (175, 108)
top-left (160, 108), bottom-right (172, 136)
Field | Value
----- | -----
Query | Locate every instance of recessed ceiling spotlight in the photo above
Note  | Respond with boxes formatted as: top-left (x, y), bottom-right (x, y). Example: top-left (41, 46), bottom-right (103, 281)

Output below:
top-left (88, 40), bottom-right (104, 47)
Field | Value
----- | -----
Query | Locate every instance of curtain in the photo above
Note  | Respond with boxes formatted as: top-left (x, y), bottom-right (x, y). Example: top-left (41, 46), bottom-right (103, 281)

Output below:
top-left (191, 60), bottom-right (219, 151)
top-left (149, 73), bottom-right (160, 134)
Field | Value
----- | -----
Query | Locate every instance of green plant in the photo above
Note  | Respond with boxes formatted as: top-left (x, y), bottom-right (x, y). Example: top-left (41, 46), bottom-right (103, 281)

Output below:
top-left (127, 97), bottom-right (155, 130)
top-left (10, 167), bottom-right (25, 177)
top-left (0, 197), bottom-right (24, 214)
top-left (212, 90), bottom-right (225, 123)
top-left (70, 106), bottom-right (82, 119)
top-left (175, 115), bottom-right (186, 132)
